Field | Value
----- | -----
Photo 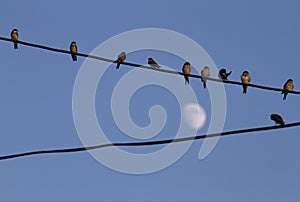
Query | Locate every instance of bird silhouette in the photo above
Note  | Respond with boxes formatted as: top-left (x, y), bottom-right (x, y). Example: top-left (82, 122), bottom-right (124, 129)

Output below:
top-left (218, 68), bottom-right (232, 80)
top-left (115, 52), bottom-right (126, 69)
top-left (182, 62), bottom-right (191, 85)
top-left (201, 66), bottom-right (210, 89)
top-left (148, 58), bottom-right (160, 68)
top-left (270, 114), bottom-right (285, 126)
top-left (241, 71), bottom-right (251, 94)
top-left (10, 29), bottom-right (19, 49)
top-left (69, 41), bottom-right (78, 61)
top-left (281, 79), bottom-right (294, 100)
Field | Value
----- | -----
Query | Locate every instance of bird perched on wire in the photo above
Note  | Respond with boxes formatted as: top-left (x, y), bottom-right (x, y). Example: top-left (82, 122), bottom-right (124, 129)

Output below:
top-left (148, 58), bottom-right (160, 68)
top-left (10, 29), bottom-right (19, 49)
top-left (270, 114), bottom-right (285, 126)
top-left (218, 68), bottom-right (232, 81)
top-left (240, 71), bottom-right (251, 94)
top-left (182, 62), bottom-right (191, 85)
top-left (281, 79), bottom-right (294, 100)
top-left (115, 52), bottom-right (126, 69)
top-left (201, 66), bottom-right (210, 89)
top-left (69, 41), bottom-right (78, 61)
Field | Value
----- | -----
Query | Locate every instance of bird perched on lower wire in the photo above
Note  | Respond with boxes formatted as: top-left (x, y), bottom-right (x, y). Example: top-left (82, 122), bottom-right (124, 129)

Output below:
top-left (201, 66), bottom-right (210, 89)
top-left (148, 58), bottom-right (160, 68)
top-left (270, 114), bottom-right (285, 126)
top-left (281, 79), bottom-right (294, 100)
top-left (240, 71), bottom-right (251, 94)
top-left (182, 62), bottom-right (191, 85)
top-left (69, 41), bottom-right (78, 61)
top-left (115, 52), bottom-right (126, 69)
top-left (10, 29), bottom-right (19, 49)
top-left (218, 68), bottom-right (232, 81)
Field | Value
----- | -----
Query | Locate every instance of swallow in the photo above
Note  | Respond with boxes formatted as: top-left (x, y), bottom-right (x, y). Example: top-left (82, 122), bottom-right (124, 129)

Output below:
top-left (201, 66), bottom-right (210, 89)
top-left (69, 41), bottom-right (78, 61)
top-left (270, 114), bottom-right (285, 126)
top-left (281, 79), bottom-right (294, 100)
top-left (240, 71), bottom-right (251, 94)
top-left (182, 62), bottom-right (191, 85)
top-left (218, 68), bottom-right (232, 81)
top-left (115, 52), bottom-right (126, 69)
top-left (10, 29), bottom-right (19, 49)
top-left (148, 58), bottom-right (160, 68)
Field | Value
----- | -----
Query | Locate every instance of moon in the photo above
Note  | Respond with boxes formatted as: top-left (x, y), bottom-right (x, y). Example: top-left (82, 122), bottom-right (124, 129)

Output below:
top-left (183, 103), bottom-right (206, 130)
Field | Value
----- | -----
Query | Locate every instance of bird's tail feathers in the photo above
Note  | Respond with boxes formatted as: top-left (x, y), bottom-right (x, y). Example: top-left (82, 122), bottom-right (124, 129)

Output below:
top-left (72, 55), bottom-right (77, 61)
top-left (184, 75), bottom-right (189, 85)
top-left (243, 85), bottom-right (247, 94)
top-left (201, 79), bottom-right (207, 88)
top-left (283, 93), bottom-right (287, 100)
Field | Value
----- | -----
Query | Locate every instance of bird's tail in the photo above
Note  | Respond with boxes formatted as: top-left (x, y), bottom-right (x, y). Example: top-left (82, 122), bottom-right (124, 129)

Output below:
top-left (14, 42), bottom-right (18, 49)
top-left (201, 78), bottom-right (206, 88)
top-left (243, 85), bottom-right (247, 94)
top-left (116, 63), bottom-right (120, 69)
top-left (72, 55), bottom-right (77, 61)
top-left (283, 93), bottom-right (287, 100)
top-left (184, 75), bottom-right (189, 85)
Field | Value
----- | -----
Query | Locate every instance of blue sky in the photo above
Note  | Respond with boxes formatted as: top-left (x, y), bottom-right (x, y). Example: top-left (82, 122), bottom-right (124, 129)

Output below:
top-left (0, 0), bottom-right (300, 201)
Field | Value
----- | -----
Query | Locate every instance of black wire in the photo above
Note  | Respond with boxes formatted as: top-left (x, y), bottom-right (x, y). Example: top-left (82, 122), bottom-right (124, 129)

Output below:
top-left (0, 121), bottom-right (299, 161)
top-left (0, 36), bottom-right (299, 95)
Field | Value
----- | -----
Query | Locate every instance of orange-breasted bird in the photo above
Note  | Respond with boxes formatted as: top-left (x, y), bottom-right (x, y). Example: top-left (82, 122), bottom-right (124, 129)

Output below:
top-left (115, 52), bottom-right (126, 69)
top-left (182, 62), bottom-right (191, 85)
top-left (10, 29), bottom-right (19, 49)
top-left (201, 66), bottom-right (210, 89)
top-left (241, 71), bottom-right (251, 94)
top-left (70, 41), bottom-right (78, 61)
top-left (281, 79), bottom-right (294, 100)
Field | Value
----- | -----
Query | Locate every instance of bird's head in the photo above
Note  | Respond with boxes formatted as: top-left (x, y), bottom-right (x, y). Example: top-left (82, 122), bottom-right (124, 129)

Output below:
top-left (118, 52), bottom-right (126, 59)
top-left (184, 62), bottom-right (190, 66)
top-left (242, 70), bottom-right (249, 75)
top-left (219, 68), bottom-right (226, 74)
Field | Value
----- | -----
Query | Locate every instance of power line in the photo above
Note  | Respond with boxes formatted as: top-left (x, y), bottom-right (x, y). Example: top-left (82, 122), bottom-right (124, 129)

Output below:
top-left (0, 36), bottom-right (299, 95)
top-left (0, 121), bottom-right (299, 161)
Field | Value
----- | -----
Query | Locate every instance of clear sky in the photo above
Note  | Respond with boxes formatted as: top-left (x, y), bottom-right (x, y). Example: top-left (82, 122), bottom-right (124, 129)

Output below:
top-left (0, 0), bottom-right (300, 201)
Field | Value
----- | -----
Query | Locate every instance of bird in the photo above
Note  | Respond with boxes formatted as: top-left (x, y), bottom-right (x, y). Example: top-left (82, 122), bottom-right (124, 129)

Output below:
top-left (240, 71), bottom-right (251, 94)
top-left (10, 29), bottom-right (19, 49)
top-left (115, 52), bottom-right (126, 69)
top-left (270, 114), bottom-right (285, 126)
top-left (69, 41), bottom-right (78, 61)
top-left (218, 68), bottom-right (232, 80)
top-left (281, 79), bottom-right (294, 100)
top-left (182, 62), bottom-right (191, 85)
top-left (148, 58), bottom-right (160, 68)
top-left (201, 66), bottom-right (210, 88)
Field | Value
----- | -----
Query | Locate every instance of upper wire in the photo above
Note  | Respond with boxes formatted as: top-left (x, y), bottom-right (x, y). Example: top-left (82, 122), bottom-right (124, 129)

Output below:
top-left (0, 36), bottom-right (299, 95)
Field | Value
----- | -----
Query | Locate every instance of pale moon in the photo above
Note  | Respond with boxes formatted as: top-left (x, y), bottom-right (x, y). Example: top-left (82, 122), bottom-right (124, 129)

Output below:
top-left (183, 103), bottom-right (206, 130)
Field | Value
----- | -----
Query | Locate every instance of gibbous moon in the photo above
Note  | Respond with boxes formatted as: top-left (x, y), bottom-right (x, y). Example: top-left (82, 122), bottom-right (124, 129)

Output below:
top-left (183, 103), bottom-right (206, 130)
